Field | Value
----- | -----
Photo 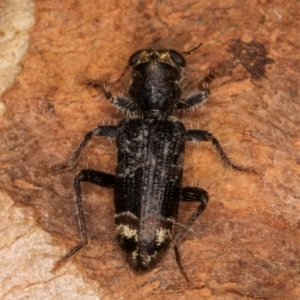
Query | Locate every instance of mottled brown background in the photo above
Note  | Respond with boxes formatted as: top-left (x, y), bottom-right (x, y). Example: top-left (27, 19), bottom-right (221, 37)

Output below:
top-left (0, 0), bottom-right (299, 299)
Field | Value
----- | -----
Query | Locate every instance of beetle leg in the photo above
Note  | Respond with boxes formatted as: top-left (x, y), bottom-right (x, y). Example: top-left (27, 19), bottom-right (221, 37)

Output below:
top-left (101, 85), bottom-right (138, 111)
top-left (186, 130), bottom-right (253, 172)
top-left (174, 187), bottom-right (209, 245)
top-left (83, 78), bottom-right (138, 112)
top-left (172, 187), bottom-right (208, 284)
top-left (53, 125), bottom-right (117, 172)
top-left (174, 245), bottom-right (192, 286)
top-left (175, 91), bottom-right (209, 110)
top-left (53, 169), bottom-right (115, 271)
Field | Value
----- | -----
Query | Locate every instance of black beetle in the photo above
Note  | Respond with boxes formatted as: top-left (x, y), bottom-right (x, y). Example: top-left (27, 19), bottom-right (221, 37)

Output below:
top-left (54, 45), bottom-right (251, 283)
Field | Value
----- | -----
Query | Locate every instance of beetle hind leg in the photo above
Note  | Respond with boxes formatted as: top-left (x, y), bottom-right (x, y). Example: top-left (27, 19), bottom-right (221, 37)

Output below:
top-left (53, 169), bottom-right (115, 272)
top-left (175, 187), bottom-right (209, 244)
top-left (172, 187), bottom-right (208, 284)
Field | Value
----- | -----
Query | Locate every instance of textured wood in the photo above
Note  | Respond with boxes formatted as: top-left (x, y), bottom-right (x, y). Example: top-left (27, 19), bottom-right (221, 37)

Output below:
top-left (0, 0), bottom-right (299, 299)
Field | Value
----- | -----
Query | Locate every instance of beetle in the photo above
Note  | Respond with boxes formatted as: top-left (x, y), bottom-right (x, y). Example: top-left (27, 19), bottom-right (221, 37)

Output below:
top-left (54, 44), bottom-right (251, 283)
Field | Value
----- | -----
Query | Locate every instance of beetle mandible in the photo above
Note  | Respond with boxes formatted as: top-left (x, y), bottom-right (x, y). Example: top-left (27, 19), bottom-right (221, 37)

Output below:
top-left (54, 44), bottom-right (251, 283)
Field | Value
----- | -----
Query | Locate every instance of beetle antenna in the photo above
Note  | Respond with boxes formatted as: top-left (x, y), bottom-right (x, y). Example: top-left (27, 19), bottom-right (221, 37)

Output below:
top-left (182, 42), bottom-right (203, 56)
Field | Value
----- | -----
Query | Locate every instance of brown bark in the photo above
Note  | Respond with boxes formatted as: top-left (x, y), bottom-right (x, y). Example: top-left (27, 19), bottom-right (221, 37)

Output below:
top-left (0, 0), bottom-right (299, 299)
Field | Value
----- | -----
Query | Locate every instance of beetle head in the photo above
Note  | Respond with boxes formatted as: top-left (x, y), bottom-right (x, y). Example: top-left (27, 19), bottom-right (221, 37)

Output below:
top-left (128, 49), bottom-right (186, 117)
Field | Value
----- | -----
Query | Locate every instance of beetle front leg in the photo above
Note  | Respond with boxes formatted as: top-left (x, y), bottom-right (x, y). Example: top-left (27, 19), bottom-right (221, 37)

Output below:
top-left (186, 130), bottom-right (252, 172)
top-left (83, 78), bottom-right (138, 112)
top-left (101, 85), bottom-right (138, 111)
top-left (53, 169), bottom-right (115, 271)
top-left (54, 125), bottom-right (117, 172)
top-left (175, 90), bottom-right (209, 110)
top-left (175, 79), bottom-right (210, 110)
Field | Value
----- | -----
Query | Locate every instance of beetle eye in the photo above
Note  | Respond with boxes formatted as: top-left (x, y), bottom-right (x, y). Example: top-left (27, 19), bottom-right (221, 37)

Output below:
top-left (169, 50), bottom-right (186, 67)
top-left (129, 50), bottom-right (144, 66)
